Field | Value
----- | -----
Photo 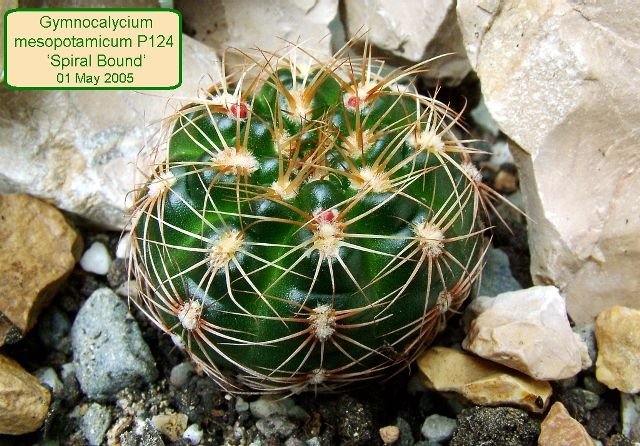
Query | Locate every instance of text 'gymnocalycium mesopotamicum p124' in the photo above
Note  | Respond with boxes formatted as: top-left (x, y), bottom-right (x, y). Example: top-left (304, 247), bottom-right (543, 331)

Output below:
top-left (130, 43), bottom-right (498, 394)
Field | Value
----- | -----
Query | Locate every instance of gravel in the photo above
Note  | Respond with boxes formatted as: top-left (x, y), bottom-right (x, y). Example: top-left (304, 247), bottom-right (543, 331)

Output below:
top-left (450, 407), bottom-right (540, 446)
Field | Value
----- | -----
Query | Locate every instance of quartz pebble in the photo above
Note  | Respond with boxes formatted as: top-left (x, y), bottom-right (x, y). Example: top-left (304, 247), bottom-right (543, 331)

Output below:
top-left (79, 241), bottom-right (112, 275)
top-left (183, 423), bottom-right (203, 445)
top-left (595, 306), bottom-right (640, 393)
top-left (463, 286), bottom-right (588, 380)
top-left (538, 402), bottom-right (594, 446)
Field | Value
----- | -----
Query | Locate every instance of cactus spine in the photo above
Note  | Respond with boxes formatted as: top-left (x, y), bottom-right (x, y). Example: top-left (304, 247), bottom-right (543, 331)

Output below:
top-left (131, 44), bottom-right (489, 393)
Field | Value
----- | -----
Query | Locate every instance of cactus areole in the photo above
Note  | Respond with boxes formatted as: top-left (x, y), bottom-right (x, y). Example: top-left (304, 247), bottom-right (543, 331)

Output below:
top-left (131, 46), bottom-right (488, 393)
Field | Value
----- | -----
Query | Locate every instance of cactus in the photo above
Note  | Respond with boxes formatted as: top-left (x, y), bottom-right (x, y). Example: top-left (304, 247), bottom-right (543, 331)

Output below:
top-left (130, 44), bottom-right (489, 393)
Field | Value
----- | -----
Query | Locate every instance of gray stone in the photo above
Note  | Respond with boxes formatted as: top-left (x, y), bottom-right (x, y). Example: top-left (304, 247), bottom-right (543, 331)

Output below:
top-left (81, 403), bottom-right (112, 446)
top-left (256, 416), bottom-right (296, 438)
top-left (421, 414), bottom-right (457, 442)
top-left (395, 416), bottom-right (414, 446)
top-left (478, 247), bottom-right (522, 297)
top-left (574, 324), bottom-right (597, 366)
top-left (71, 288), bottom-right (157, 401)
top-left (169, 362), bottom-right (195, 388)
top-left (621, 393), bottom-right (640, 442)
top-left (235, 396), bottom-right (249, 413)
top-left (250, 396), bottom-right (289, 419)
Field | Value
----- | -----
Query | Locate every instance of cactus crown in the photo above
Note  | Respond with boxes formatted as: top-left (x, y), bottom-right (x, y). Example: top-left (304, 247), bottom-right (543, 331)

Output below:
top-left (130, 43), bottom-right (489, 394)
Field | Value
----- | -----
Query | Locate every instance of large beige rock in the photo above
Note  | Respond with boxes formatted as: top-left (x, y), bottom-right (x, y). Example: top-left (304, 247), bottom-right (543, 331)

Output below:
top-left (595, 306), bottom-right (640, 393)
top-left (177, 0), bottom-right (337, 67)
top-left (417, 347), bottom-right (551, 413)
top-left (344, 0), bottom-right (471, 85)
top-left (0, 194), bottom-right (82, 345)
top-left (0, 36), bottom-right (220, 229)
top-left (462, 286), bottom-right (588, 380)
top-left (538, 402), bottom-right (594, 446)
top-left (0, 353), bottom-right (51, 435)
top-left (457, 1), bottom-right (640, 324)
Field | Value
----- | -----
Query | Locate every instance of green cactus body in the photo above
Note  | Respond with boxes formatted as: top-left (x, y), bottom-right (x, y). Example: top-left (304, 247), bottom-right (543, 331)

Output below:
top-left (131, 48), bottom-right (487, 393)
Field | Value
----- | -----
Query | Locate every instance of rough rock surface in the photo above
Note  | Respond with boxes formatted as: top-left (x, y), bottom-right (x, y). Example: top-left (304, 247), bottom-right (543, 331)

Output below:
top-left (177, 0), bottom-right (337, 68)
top-left (0, 36), bottom-right (220, 229)
top-left (0, 193), bottom-right (82, 345)
top-left (417, 346), bottom-right (551, 413)
top-left (71, 288), bottom-right (158, 401)
top-left (457, 0), bottom-right (640, 324)
top-left (539, 402), bottom-right (594, 446)
top-left (595, 306), bottom-right (640, 393)
top-left (344, 0), bottom-right (471, 85)
top-left (462, 286), bottom-right (588, 380)
top-left (0, 353), bottom-right (51, 435)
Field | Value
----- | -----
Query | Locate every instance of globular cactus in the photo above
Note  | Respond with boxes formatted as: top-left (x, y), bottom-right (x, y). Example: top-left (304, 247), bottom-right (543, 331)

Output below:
top-left (130, 44), bottom-right (490, 393)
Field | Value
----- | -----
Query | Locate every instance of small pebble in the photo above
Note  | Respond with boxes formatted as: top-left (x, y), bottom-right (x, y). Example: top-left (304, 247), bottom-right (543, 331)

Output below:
top-left (621, 393), bottom-right (640, 442)
top-left (80, 403), bottom-right (112, 446)
top-left (256, 416), bottom-right (296, 438)
top-left (421, 414), bottom-right (457, 443)
top-left (379, 425), bottom-right (400, 444)
top-left (235, 396), bottom-right (249, 413)
top-left (169, 362), bottom-right (195, 388)
top-left (250, 396), bottom-right (289, 419)
top-left (116, 233), bottom-right (131, 259)
top-left (493, 163), bottom-right (518, 193)
top-left (35, 367), bottom-right (63, 397)
top-left (71, 288), bottom-right (158, 401)
top-left (79, 241), bottom-right (112, 275)
top-left (183, 423), bottom-right (203, 445)
top-left (151, 412), bottom-right (188, 442)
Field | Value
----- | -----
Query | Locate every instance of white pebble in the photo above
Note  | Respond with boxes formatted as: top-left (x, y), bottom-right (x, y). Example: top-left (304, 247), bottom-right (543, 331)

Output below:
top-left (116, 233), bottom-right (131, 259)
top-left (235, 396), bottom-right (249, 413)
top-left (169, 362), bottom-right (195, 388)
top-left (35, 367), bottom-right (63, 396)
top-left (421, 414), bottom-right (457, 442)
top-left (80, 242), bottom-right (112, 275)
top-left (183, 423), bottom-right (203, 445)
top-left (115, 280), bottom-right (139, 299)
